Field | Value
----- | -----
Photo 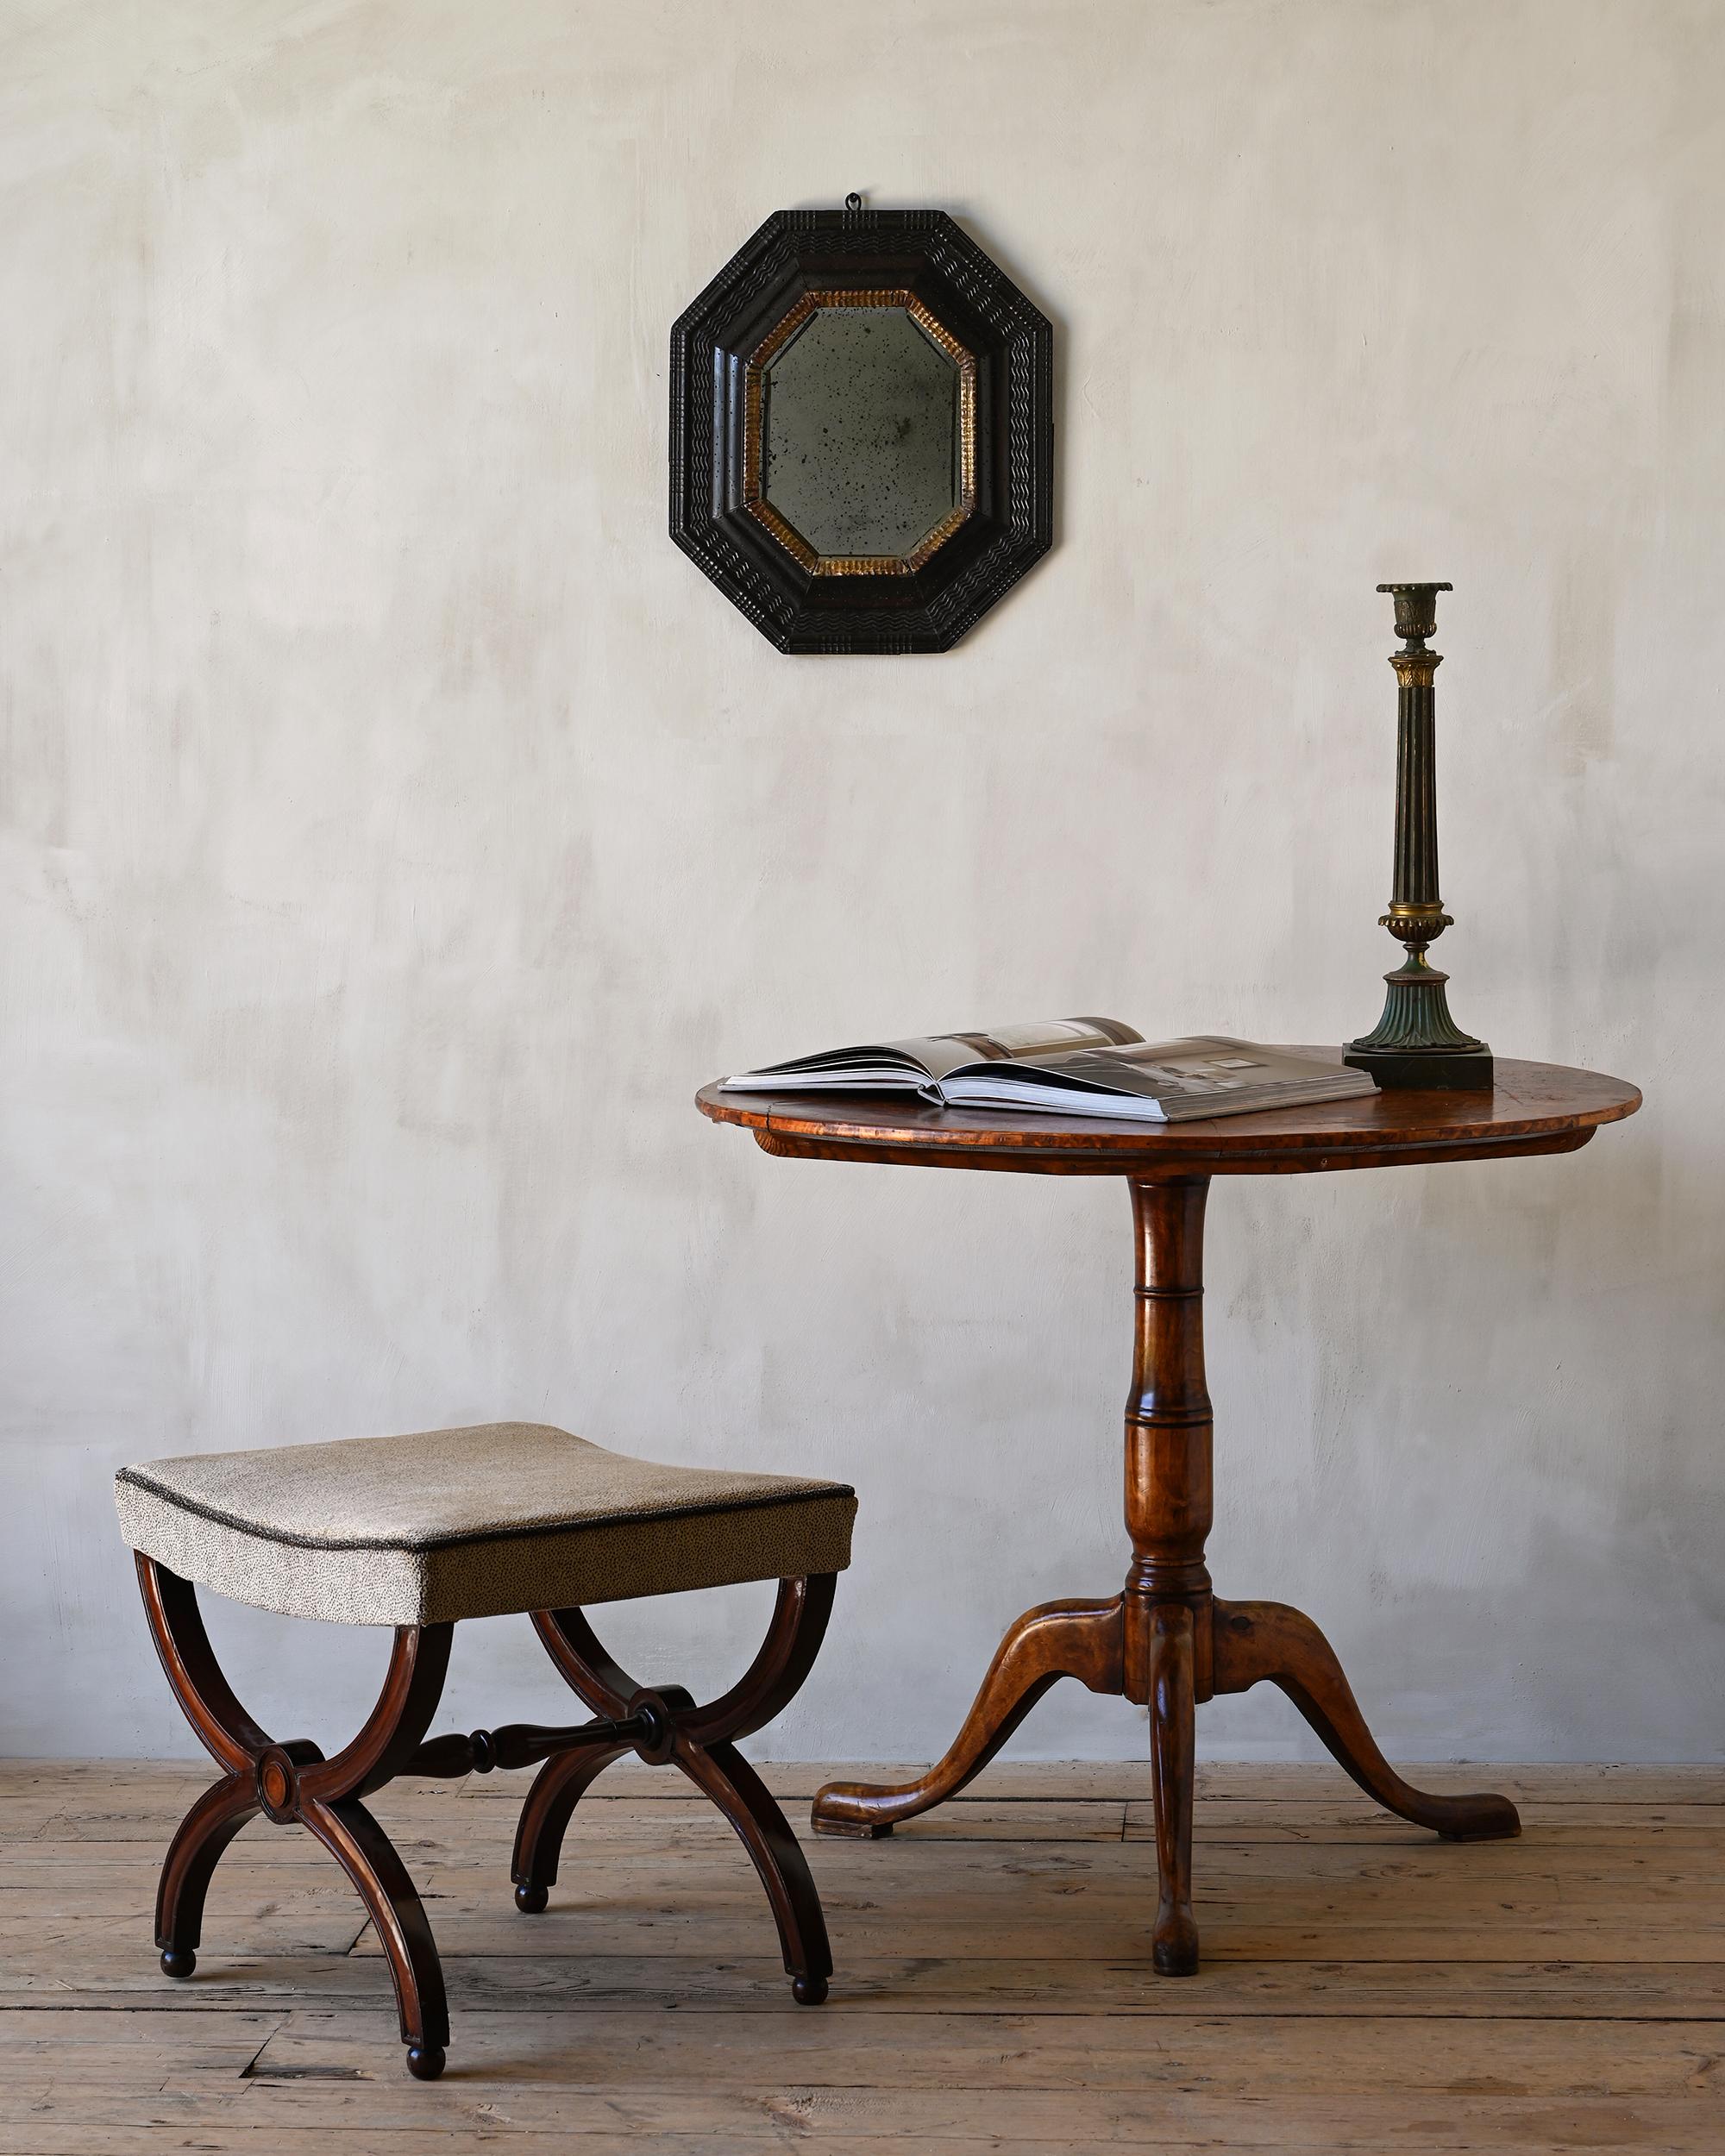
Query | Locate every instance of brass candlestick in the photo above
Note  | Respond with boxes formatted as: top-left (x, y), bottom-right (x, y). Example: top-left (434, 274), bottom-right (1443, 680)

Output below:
top-left (1343, 582), bottom-right (1493, 1091)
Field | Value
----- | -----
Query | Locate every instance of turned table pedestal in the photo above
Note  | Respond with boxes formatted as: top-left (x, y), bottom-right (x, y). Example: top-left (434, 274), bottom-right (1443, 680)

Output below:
top-left (698, 1056), bottom-right (1639, 1974)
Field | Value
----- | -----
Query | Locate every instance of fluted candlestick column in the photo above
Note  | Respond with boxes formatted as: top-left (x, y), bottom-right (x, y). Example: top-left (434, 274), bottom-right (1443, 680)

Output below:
top-left (1345, 581), bottom-right (1493, 1091)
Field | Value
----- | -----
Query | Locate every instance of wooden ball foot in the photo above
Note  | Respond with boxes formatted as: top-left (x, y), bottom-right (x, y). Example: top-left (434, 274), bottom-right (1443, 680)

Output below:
top-left (513, 1881), bottom-right (549, 1914)
top-left (405, 2042), bottom-right (445, 2081)
top-left (160, 1946), bottom-right (196, 1980)
top-left (792, 1972), bottom-right (829, 2005)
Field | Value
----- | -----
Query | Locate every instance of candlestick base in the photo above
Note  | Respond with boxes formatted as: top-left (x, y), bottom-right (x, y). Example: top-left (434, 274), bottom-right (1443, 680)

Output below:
top-left (1346, 951), bottom-right (1493, 1091)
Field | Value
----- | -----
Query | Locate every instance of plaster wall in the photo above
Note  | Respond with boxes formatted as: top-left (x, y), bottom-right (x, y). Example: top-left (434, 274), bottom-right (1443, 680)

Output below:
top-left (3, 0), bottom-right (1722, 1761)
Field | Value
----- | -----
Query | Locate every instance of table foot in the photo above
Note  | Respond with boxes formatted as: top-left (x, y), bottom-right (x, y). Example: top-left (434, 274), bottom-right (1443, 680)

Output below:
top-left (1148, 1603), bottom-right (1199, 1975)
top-left (812, 1596), bottom-right (1125, 1837)
top-left (1212, 1598), bottom-right (1521, 1839)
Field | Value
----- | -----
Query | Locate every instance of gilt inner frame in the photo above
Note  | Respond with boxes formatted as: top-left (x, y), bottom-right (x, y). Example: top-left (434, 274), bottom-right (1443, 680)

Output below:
top-left (742, 289), bottom-right (979, 579)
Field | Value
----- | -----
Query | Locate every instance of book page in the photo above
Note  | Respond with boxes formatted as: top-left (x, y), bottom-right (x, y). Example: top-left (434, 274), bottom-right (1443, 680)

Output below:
top-left (723, 1017), bottom-right (1143, 1091)
top-left (904, 1017), bottom-right (1141, 1080)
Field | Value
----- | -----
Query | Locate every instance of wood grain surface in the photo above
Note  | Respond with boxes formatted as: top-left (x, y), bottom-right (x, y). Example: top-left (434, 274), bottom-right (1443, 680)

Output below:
top-left (2, 1757), bottom-right (1718, 2153)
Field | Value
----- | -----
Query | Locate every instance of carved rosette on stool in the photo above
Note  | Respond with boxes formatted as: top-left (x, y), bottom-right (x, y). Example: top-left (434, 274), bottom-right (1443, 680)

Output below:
top-left (810, 1175), bottom-right (1521, 1976)
top-left (1345, 581), bottom-right (1494, 1092)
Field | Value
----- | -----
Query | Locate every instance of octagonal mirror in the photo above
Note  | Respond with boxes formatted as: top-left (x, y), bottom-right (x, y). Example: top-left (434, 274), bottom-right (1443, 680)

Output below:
top-left (671, 210), bottom-right (1052, 654)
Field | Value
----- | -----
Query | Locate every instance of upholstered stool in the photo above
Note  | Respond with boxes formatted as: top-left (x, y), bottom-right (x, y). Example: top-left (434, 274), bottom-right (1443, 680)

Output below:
top-left (116, 1421), bottom-right (855, 2080)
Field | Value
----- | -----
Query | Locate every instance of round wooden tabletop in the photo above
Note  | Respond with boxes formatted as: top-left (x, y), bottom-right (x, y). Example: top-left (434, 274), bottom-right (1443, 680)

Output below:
top-left (696, 1054), bottom-right (1640, 1178)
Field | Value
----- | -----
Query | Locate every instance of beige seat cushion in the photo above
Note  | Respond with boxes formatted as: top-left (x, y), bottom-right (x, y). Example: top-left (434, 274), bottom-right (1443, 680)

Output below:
top-left (115, 1422), bottom-right (856, 1627)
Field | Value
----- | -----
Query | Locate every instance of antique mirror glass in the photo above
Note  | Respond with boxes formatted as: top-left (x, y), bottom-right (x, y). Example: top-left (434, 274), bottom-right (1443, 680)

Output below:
top-left (746, 295), bottom-right (975, 575)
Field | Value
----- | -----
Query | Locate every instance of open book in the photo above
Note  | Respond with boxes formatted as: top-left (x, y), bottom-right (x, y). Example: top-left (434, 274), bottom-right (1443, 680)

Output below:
top-left (720, 1019), bottom-right (1377, 1125)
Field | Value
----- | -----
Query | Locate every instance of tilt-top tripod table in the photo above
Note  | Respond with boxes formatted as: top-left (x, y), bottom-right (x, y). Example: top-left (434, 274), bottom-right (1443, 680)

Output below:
top-left (698, 1055), bottom-right (1640, 1975)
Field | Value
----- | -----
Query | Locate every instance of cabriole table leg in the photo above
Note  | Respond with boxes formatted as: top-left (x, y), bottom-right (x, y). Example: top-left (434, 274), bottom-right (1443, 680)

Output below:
top-left (812, 1596), bottom-right (1126, 1836)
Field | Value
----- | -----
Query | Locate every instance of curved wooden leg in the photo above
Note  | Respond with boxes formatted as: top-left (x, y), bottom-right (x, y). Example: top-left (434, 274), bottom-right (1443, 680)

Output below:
top-left (530, 1602), bottom-right (638, 1720)
top-left (154, 1774), bottom-right (259, 1977)
top-left (522, 1580), bottom-right (841, 2001)
top-left (297, 1624), bottom-right (452, 1808)
top-left (1213, 1599), bottom-right (1521, 1840)
top-left (139, 1556), bottom-right (273, 1981)
top-left (301, 1796), bottom-right (449, 2074)
top-left (511, 1742), bottom-right (631, 1913)
top-left (812, 1595), bottom-right (1126, 1838)
top-left (137, 1557), bottom-right (274, 1775)
top-left (681, 1576), bottom-right (837, 1746)
top-left (134, 1556), bottom-right (455, 2079)
top-left (675, 1737), bottom-right (831, 2002)
top-left (296, 1627), bottom-right (454, 2078)
top-left (513, 1603), bottom-right (649, 1914)
top-left (1148, 1603), bottom-right (1199, 1976)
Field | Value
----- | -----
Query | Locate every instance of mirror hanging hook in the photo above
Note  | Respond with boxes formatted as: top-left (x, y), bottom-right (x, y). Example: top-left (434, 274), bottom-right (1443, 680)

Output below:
top-left (844, 191), bottom-right (863, 212)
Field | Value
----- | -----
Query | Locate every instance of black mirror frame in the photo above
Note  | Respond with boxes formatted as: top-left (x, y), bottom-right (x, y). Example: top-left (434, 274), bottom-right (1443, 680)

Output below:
top-left (670, 210), bottom-right (1052, 655)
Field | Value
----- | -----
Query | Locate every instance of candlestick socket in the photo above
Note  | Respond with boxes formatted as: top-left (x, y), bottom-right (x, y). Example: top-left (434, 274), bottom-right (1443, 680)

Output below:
top-left (1376, 580), bottom-right (1452, 648)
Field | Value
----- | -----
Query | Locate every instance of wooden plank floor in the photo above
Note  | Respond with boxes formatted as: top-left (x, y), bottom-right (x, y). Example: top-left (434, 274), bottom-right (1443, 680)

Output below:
top-left (3, 1758), bottom-right (1722, 2153)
